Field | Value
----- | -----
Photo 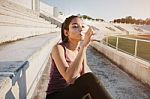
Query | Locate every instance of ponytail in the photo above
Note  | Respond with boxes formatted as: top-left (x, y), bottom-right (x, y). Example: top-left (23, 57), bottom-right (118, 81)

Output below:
top-left (61, 23), bottom-right (68, 43)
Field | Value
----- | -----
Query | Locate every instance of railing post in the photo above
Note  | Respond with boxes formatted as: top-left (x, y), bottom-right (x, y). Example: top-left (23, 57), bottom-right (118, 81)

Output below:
top-left (106, 36), bottom-right (108, 45)
top-left (134, 39), bottom-right (138, 58)
top-left (116, 36), bottom-right (119, 50)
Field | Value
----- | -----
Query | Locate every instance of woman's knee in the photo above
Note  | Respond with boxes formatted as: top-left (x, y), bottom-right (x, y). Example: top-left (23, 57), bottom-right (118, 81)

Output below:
top-left (75, 72), bottom-right (99, 85)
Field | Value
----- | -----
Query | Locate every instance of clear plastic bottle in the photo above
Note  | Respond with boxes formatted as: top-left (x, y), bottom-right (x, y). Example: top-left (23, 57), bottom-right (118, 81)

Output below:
top-left (81, 24), bottom-right (105, 42)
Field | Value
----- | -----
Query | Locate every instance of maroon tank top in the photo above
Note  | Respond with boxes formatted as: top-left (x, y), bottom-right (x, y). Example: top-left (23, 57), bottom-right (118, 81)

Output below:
top-left (46, 43), bottom-right (72, 94)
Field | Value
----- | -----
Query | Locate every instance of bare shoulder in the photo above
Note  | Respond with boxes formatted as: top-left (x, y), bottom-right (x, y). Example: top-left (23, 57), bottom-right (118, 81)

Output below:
top-left (52, 44), bottom-right (64, 52)
top-left (51, 44), bottom-right (65, 57)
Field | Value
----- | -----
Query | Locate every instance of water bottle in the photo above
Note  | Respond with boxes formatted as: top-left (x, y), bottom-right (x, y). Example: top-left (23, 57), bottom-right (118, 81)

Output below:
top-left (81, 24), bottom-right (105, 42)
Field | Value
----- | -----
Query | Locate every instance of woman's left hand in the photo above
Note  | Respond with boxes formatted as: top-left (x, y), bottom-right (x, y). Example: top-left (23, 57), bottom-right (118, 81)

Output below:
top-left (81, 26), bottom-right (94, 48)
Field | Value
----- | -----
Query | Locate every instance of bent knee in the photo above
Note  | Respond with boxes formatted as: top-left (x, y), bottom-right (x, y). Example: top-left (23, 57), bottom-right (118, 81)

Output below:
top-left (75, 72), bottom-right (99, 84)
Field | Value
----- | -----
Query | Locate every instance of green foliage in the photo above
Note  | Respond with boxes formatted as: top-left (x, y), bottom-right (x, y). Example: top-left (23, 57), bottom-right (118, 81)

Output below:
top-left (78, 14), bottom-right (105, 22)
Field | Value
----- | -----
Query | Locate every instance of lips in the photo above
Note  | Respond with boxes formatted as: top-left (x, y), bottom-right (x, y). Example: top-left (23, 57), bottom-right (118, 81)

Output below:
top-left (81, 31), bottom-right (86, 35)
top-left (80, 34), bottom-right (83, 36)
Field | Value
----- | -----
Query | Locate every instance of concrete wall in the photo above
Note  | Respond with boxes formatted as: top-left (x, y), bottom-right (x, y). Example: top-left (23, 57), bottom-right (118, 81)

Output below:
top-left (40, 2), bottom-right (54, 16)
top-left (40, 2), bottom-right (63, 28)
top-left (53, 7), bottom-right (59, 17)
top-left (91, 41), bottom-right (150, 87)
top-left (32, 0), bottom-right (40, 11)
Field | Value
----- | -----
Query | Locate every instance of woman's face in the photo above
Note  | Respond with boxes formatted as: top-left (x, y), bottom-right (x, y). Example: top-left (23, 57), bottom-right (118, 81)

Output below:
top-left (67, 17), bottom-right (85, 42)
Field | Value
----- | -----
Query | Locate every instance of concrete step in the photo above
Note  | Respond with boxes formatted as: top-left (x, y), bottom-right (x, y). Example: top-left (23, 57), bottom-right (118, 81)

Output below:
top-left (87, 46), bottom-right (150, 99)
top-left (0, 33), bottom-right (60, 99)
top-left (0, 10), bottom-right (50, 26)
top-left (0, 7), bottom-right (52, 26)
top-left (0, 1), bottom-right (60, 44)
top-left (0, 15), bottom-right (56, 28)
top-left (0, 0), bottom-right (38, 18)
top-left (32, 60), bottom-right (51, 99)
top-left (91, 41), bottom-right (150, 89)
top-left (0, 25), bottom-right (60, 44)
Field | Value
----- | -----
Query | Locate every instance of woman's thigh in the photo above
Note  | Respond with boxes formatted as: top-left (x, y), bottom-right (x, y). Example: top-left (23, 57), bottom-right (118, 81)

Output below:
top-left (46, 84), bottom-right (82, 99)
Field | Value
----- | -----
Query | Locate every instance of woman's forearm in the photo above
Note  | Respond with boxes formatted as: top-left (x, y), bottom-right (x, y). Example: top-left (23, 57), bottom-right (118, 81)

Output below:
top-left (66, 46), bottom-right (86, 82)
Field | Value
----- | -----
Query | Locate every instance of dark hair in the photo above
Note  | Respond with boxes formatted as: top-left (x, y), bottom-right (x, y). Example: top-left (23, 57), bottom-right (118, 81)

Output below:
top-left (61, 15), bottom-right (79, 43)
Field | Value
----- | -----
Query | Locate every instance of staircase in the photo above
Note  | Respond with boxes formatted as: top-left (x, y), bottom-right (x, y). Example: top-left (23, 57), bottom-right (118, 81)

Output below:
top-left (0, 0), bottom-right (61, 99)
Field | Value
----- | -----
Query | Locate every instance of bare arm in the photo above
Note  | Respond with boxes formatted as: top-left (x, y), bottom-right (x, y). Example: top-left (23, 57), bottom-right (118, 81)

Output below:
top-left (83, 52), bottom-right (92, 74)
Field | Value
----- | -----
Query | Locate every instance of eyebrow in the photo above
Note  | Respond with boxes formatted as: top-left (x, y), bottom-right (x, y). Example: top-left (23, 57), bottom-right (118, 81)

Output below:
top-left (71, 23), bottom-right (84, 25)
top-left (71, 23), bottom-right (78, 25)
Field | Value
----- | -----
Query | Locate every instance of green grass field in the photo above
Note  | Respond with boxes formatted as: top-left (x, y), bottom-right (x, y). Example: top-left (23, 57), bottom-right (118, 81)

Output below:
top-left (104, 35), bottom-right (150, 62)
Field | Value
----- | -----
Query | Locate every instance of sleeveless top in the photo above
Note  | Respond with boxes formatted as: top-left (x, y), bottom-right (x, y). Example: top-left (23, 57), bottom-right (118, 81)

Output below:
top-left (46, 42), bottom-right (80, 94)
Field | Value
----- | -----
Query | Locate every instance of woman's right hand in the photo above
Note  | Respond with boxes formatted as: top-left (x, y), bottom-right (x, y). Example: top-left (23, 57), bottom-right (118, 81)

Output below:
top-left (81, 26), bottom-right (94, 48)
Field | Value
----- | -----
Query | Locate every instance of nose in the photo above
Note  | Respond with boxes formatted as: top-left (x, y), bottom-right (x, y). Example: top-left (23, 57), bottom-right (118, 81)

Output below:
top-left (78, 25), bottom-right (83, 32)
top-left (80, 24), bottom-right (84, 29)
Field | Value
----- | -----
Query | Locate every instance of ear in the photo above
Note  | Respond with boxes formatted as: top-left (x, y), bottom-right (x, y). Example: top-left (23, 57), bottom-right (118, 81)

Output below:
top-left (64, 29), bottom-right (69, 36)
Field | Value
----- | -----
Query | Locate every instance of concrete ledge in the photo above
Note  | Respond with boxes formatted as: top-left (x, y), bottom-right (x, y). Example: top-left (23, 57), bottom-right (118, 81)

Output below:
top-left (91, 41), bottom-right (150, 87)
top-left (40, 13), bottom-right (62, 28)
top-left (0, 33), bottom-right (60, 99)
top-left (0, 77), bottom-right (12, 99)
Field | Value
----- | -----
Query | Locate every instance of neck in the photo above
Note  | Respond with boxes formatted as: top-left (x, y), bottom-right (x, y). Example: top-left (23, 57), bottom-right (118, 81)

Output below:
top-left (65, 41), bottom-right (80, 51)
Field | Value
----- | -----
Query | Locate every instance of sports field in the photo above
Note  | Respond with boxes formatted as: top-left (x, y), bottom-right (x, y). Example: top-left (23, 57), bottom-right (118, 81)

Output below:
top-left (105, 34), bottom-right (150, 61)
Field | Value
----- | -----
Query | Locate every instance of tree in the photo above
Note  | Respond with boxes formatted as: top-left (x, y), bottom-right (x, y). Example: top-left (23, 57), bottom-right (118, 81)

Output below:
top-left (146, 18), bottom-right (150, 25)
top-left (79, 15), bottom-right (105, 22)
top-left (112, 16), bottom-right (150, 25)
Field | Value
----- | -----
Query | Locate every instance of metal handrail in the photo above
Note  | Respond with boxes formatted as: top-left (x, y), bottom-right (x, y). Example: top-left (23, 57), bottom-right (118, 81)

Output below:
top-left (101, 35), bottom-right (150, 62)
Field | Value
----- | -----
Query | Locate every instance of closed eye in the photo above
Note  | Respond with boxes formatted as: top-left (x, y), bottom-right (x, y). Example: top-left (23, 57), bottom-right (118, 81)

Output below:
top-left (72, 24), bottom-right (85, 29)
top-left (72, 25), bottom-right (79, 28)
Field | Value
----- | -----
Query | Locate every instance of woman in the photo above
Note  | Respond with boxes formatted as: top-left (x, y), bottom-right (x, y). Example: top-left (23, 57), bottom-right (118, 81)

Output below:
top-left (46, 15), bottom-right (112, 99)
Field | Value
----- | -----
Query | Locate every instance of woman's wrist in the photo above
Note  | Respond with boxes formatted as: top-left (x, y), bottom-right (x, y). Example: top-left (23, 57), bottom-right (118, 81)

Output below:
top-left (80, 45), bottom-right (87, 51)
top-left (80, 41), bottom-right (90, 48)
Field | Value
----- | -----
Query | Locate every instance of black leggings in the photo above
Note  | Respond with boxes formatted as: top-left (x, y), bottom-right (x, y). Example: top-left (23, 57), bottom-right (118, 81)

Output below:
top-left (46, 72), bottom-right (112, 99)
